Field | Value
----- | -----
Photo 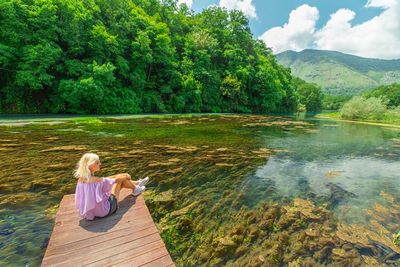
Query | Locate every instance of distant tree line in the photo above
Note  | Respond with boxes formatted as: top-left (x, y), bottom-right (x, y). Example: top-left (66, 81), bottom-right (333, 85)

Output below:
top-left (339, 83), bottom-right (400, 121)
top-left (0, 0), bottom-right (322, 114)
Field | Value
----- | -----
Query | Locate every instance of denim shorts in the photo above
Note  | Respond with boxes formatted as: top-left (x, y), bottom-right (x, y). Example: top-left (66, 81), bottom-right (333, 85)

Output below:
top-left (106, 194), bottom-right (118, 216)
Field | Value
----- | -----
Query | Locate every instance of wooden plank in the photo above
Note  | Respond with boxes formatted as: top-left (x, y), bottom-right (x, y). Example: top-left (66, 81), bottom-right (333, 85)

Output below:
top-left (54, 204), bottom-right (148, 228)
top-left (52, 206), bottom-right (151, 234)
top-left (49, 213), bottom-right (154, 246)
top-left (44, 232), bottom-right (162, 266)
top-left (86, 240), bottom-right (166, 267)
top-left (50, 218), bottom-right (153, 248)
top-left (41, 189), bottom-right (174, 267)
top-left (45, 224), bottom-right (157, 256)
top-left (47, 210), bottom-right (152, 248)
top-left (141, 255), bottom-right (175, 267)
top-left (114, 246), bottom-right (170, 267)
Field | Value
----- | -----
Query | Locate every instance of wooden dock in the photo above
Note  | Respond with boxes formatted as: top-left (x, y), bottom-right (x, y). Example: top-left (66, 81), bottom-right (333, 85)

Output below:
top-left (41, 189), bottom-right (174, 267)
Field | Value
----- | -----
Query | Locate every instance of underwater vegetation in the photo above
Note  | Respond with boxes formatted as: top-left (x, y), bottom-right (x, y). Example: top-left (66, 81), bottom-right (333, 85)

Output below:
top-left (0, 114), bottom-right (399, 266)
top-left (148, 189), bottom-right (400, 266)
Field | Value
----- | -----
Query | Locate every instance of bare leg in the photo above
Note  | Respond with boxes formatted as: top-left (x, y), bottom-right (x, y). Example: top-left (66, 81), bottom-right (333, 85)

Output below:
top-left (121, 179), bottom-right (138, 190)
top-left (122, 180), bottom-right (141, 196)
top-left (107, 175), bottom-right (139, 195)
top-left (111, 181), bottom-right (122, 199)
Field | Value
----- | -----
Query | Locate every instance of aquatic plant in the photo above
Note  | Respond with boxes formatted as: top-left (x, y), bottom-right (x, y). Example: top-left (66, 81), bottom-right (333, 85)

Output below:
top-left (71, 118), bottom-right (103, 124)
top-left (393, 232), bottom-right (400, 246)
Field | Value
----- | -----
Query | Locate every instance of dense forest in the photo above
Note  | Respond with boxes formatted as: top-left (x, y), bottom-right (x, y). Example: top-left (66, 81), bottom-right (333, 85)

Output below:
top-left (0, 0), bottom-right (319, 114)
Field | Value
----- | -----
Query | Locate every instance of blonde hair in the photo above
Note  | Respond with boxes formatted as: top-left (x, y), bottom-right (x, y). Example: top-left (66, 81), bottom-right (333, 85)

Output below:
top-left (73, 153), bottom-right (100, 182)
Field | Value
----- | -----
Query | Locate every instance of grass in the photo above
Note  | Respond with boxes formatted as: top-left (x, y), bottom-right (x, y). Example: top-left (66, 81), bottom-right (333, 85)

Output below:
top-left (316, 111), bottom-right (400, 127)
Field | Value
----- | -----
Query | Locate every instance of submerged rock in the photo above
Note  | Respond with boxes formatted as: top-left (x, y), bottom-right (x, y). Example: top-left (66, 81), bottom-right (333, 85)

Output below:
top-left (326, 182), bottom-right (356, 208)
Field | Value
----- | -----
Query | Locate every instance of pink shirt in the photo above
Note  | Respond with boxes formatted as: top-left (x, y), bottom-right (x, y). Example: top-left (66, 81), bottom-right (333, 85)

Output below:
top-left (75, 177), bottom-right (116, 220)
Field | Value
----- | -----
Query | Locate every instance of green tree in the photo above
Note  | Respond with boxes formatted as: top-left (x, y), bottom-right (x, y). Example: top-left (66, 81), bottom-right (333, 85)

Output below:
top-left (364, 83), bottom-right (400, 107)
top-left (294, 78), bottom-right (324, 112)
top-left (322, 95), bottom-right (351, 110)
top-left (0, 0), bottom-right (300, 114)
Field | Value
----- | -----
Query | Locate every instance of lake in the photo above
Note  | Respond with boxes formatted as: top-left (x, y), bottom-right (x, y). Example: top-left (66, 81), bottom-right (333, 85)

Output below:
top-left (0, 114), bottom-right (399, 266)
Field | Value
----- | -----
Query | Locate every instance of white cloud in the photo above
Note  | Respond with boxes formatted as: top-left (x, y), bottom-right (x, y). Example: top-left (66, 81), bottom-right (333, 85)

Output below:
top-left (315, 1), bottom-right (400, 59)
top-left (177, 0), bottom-right (193, 8)
top-left (219, 0), bottom-right (257, 19)
top-left (365, 0), bottom-right (396, 8)
top-left (259, 1), bottom-right (400, 59)
top-left (313, 9), bottom-right (358, 53)
top-left (259, 5), bottom-right (319, 54)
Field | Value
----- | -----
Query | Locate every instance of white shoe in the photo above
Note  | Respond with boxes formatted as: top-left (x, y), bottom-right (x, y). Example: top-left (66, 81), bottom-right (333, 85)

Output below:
top-left (138, 176), bottom-right (149, 187)
top-left (132, 185), bottom-right (146, 196)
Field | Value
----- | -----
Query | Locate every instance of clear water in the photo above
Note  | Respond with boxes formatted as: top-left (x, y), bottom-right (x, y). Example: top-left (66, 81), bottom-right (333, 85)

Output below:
top-left (0, 115), bottom-right (399, 266)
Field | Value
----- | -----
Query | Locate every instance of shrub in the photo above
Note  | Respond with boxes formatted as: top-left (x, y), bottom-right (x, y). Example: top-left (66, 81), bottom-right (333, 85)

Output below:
top-left (340, 96), bottom-right (387, 120)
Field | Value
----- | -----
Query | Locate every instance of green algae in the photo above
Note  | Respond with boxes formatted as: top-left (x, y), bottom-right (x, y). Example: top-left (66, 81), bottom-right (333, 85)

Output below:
top-left (394, 232), bottom-right (400, 246)
top-left (0, 114), bottom-right (400, 266)
top-left (70, 117), bottom-right (103, 124)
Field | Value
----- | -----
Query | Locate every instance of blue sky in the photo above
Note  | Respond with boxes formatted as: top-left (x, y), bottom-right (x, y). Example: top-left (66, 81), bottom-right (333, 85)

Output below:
top-left (179, 0), bottom-right (400, 59)
top-left (192, 0), bottom-right (382, 36)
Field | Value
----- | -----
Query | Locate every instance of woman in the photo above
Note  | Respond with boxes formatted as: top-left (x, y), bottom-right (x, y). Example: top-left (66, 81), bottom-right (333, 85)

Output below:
top-left (74, 153), bottom-right (149, 220)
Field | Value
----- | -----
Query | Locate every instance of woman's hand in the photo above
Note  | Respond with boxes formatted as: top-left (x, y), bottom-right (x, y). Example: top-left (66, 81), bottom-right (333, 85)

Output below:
top-left (121, 173), bottom-right (131, 180)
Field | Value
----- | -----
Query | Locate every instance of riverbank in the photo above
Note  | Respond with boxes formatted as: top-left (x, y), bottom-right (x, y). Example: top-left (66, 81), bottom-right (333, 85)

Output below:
top-left (316, 112), bottom-right (400, 129)
top-left (0, 113), bottom-right (228, 126)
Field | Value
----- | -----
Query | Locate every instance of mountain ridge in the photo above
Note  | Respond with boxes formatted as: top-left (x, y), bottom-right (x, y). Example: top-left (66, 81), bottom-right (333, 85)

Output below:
top-left (276, 49), bottom-right (400, 96)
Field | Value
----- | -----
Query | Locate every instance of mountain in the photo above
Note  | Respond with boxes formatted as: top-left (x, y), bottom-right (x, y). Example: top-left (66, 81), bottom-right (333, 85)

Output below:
top-left (276, 49), bottom-right (400, 96)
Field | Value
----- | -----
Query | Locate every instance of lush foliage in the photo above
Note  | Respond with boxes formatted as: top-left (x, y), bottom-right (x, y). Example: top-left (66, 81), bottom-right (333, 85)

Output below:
top-left (340, 96), bottom-right (387, 120)
top-left (294, 78), bottom-right (323, 112)
top-left (0, 0), bottom-right (303, 114)
top-left (322, 95), bottom-right (351, 110)
top-left (364, 83), bottom-right (400, 108)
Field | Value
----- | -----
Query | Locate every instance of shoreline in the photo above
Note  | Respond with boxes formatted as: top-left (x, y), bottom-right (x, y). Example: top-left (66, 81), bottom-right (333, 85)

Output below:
top-left (0, 113), bottom-right (300, 126)
top-left (315, 114), bottom-right (400, 129)
top-left (0, 113), bottom-right (232, 126)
